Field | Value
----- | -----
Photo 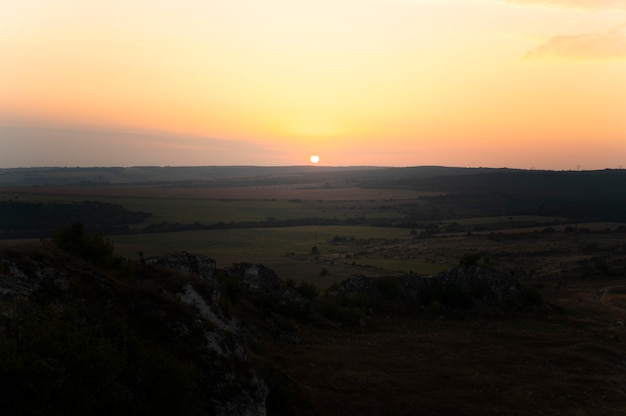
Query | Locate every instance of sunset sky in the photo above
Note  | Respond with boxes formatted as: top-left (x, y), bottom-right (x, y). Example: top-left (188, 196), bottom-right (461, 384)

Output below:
top-left (1, 0), bottom-right (625, 169)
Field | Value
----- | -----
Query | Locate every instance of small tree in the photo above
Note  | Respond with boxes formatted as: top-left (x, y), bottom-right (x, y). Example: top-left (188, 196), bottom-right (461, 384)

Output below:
top-left (459, 252), bottom-right (482, 268)
top-left (52, 222), bottom-right (116, 268)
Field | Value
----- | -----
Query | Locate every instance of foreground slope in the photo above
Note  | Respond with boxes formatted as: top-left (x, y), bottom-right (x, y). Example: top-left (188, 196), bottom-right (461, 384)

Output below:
top-left (1, 233), bottom-right (626, 415)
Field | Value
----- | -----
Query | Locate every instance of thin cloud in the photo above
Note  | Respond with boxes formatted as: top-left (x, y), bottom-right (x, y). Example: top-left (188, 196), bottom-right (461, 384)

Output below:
top-left (524, 26), bottom-right (626, 59)
top-left (507, 0), bottom-right (626, 9)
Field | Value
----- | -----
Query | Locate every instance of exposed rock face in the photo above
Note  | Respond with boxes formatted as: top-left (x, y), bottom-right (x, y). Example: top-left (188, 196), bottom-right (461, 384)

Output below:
top-left (138, 254), bottom-right (269, 416)
top-left (0, 251), bottom-right (70, 302)
top-left (339, 265), bottom-right (533, 312)
top-left (0, 247), bottom-right (268, 416)
top-left (226, 263), bottom-right (286, 294)
top-left (146, 251), bottom-right (216, 280)
top-left (179, 282), bottom-right (233, 331)
top-left (225, 263), bottom-right (308, 343)
top-left (434, 265), bottom-right (525, 308)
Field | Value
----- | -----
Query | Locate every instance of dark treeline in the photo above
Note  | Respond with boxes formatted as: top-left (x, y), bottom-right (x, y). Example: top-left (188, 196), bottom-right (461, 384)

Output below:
top-left (0, 200), bottom-right (151, 238)
top-left (140, 216), bottom-right (371, 234)
top-left (390, 168), bottom-right (626, 195)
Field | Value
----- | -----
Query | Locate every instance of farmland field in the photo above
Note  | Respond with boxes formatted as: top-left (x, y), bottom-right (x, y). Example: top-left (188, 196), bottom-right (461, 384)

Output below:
top-left (0, 186), bottom-right (427, 226)
top-left (4, 169), bottom-right (625, 288)
top-left (110, 225), bottom-right (446, 286)
top-left (2, 167), bottom-right (626, 287)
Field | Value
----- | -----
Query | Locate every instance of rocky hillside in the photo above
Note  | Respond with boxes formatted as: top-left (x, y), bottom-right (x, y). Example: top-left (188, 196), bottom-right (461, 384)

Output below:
top-left (0, 243), bottom-right (270, 415)
top-left (0, 232), bottom-right (544, 415)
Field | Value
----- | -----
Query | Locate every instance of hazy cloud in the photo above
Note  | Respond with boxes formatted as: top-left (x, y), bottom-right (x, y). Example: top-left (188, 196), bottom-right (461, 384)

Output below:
top-left (524, 26), bottom-right (626, 59)
top-left (507, 0), bottom-right (626, 9)
top-left (0, 127), bottom-right (278, 167)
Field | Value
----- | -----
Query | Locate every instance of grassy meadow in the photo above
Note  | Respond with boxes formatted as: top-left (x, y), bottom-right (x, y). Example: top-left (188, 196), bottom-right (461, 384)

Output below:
top-left (5, 168), bottom-right (623, 290)
top-left (110, 225), bottom-right (446, 288)
top-left (3, 185), bottom-right (445, 287)
top-left (0, 188), bottom-right (406, 228)
top-left (2, 181), bottom-right (596, 289)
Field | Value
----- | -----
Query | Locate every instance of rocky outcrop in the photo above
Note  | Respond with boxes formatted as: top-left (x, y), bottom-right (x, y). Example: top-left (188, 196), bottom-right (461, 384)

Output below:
top-left (339, 265), bottom-right (537, 313)
top-left (145, 252), bottom-right (235, 332)
top-left (226, 263), bottom-right (287, 295)
top-left (146, 251), bottom-right (216, 280)
top-left (0, 250), bottom-right (70, 302)
top-left (434, 264), bottom-right (525, 308)
top-left (138, 253), bottom-right (269, 415)
top-left (0, 246), bottom-right (268, 416)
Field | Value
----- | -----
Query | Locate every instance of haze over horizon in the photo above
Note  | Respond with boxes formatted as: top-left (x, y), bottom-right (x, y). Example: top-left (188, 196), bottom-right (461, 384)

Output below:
top-left (2, 0), bottom-right (625, 170)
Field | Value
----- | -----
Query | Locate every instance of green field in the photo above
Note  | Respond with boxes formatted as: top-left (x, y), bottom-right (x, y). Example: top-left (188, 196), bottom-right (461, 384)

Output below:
top-left (110, 225), bottom-right (448, 288)
top-left (446, 215), bottom-right (567, 226)
top-left (1, 192), bottom-right (402, 227)
top-left (3, 182), bottom-right (584, 289)
top-left (112, 225), bottom-right (411, 260)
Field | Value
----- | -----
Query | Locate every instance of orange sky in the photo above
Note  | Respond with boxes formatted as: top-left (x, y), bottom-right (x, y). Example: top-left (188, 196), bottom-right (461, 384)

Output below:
top-left (1, 0), bottom-right (625, 169)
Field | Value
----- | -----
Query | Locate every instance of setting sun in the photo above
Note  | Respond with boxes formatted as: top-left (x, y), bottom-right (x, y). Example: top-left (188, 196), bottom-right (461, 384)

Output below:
top-left (309, 155), bottom-right (320, 164)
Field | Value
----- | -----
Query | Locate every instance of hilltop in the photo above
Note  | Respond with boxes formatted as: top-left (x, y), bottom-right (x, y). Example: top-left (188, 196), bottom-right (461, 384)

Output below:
top-left (1, 222), bottom-right (626, 415)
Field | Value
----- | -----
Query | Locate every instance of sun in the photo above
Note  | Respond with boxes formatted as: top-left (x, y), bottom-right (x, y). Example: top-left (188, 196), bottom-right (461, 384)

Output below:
top-left (309, 155), bottom-right (320, 164)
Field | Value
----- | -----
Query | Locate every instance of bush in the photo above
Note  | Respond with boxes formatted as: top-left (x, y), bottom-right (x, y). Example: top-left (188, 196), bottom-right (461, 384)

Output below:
top-left (377, 277), bottom-right (400, 300)
top-left (320, 297), bottom-right (361, 326)
top-left (296, 282), bottom-right (319, 300)
top-left (222, 275), bottom-right (246, 303)
top-left (422, 281), bottom-right (474, 310)
top-left (459, 252), bottom-right (482, 268)
top-left (52, 222), bottom-right (116, 268)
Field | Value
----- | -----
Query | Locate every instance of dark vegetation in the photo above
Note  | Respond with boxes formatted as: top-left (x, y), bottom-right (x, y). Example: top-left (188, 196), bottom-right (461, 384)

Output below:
top-left (1, 228), bottom-right (260, 415)
top-left (0, 200), bottom-right (150, 238)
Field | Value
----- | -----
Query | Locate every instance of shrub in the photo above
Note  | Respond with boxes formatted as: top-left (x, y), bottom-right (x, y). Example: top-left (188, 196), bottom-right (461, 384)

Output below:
top-left (296, 282), bottom-right (319, 300)
top-left (459, 252), bottom-right (482, 268)
top-left (320, 297), bottom-right (361, 326)
top-left (422, 280), bottom-right (474, 310)
top-left (437, 282), bottom-right (474, 309)
top-left (52, 222), bottom-right (116, 268)
top-left (377, 277), bottom-right (400, 300)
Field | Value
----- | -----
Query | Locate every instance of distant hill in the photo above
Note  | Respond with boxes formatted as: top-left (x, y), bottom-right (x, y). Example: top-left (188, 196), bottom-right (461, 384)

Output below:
top-left (0, 165), bottom-right (384, 187)
top-left (2, 166), bottom-right (625, 223)
top-left (0, 165), bottom-right (519, 187)
top-left (4, 165), bottom-right (624, 190)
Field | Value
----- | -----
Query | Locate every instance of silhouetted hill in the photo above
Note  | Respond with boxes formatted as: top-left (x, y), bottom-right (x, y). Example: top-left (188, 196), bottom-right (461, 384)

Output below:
top-left (0, 165), bottom-right (383, 187)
